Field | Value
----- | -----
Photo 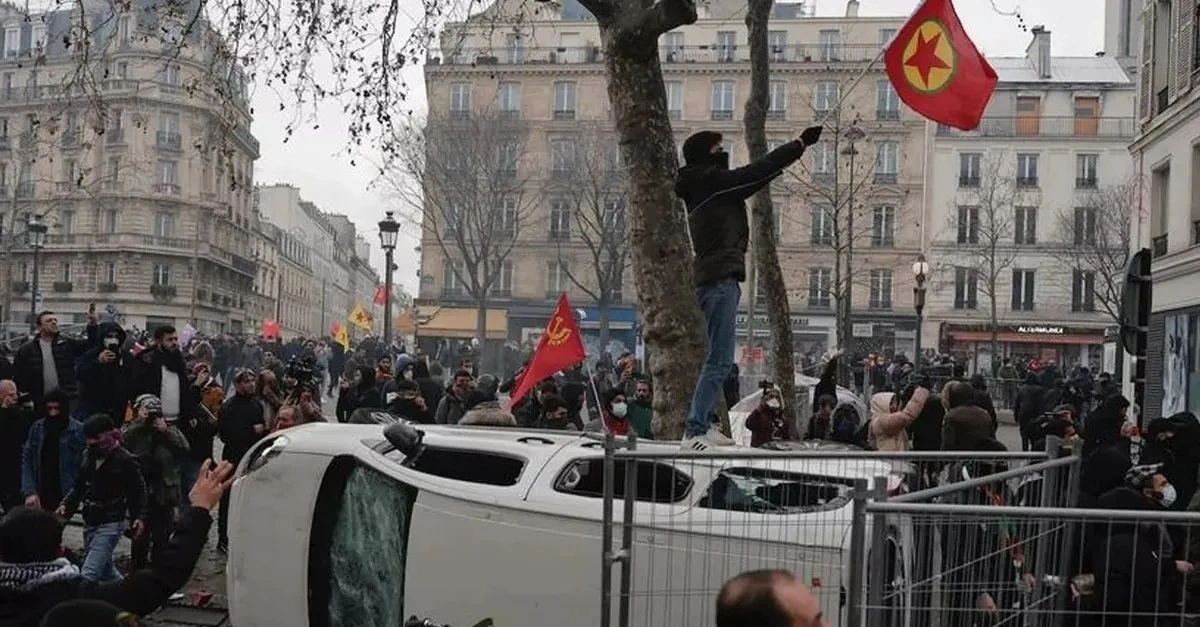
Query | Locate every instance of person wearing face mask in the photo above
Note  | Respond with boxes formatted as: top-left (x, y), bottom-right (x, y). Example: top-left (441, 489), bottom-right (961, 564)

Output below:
top-left (676, 126), bottom-right (822, 452)
top-left (75, 322), bottom-right (129, 424)
top-left (1090, 464), bottom-right (1194, 619)
top-left (56, 415), bottom-right (146, 582)
top-left (1079, 394), bottom-right (1137, 505)
top-left (626, 379), bottom-right (653, 439)
top-left (586, 388), bottom-right (631, 436)
top-left (21, 391), bottom-right (84, 513)
top-left (434, 369), bottom-right (474, 425)
top-left (745, 385), bottom-right (798, 448)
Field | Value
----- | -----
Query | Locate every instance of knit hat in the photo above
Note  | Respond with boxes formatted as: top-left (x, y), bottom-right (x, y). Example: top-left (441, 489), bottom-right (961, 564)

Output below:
top-left (133, 394), bottom-right (163, 418)
top-left (1124, 463), bottom-right (1164, 489)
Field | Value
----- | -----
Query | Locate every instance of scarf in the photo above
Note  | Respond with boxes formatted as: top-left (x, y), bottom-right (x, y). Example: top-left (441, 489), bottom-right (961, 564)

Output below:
top-left (92, 429), bottom-right (124, 454)
top-left (0, 557), bottom-right (80, 593)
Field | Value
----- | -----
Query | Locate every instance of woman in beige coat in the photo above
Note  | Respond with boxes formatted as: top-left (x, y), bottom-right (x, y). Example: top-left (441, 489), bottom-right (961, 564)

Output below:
top-left (868, 386), bottom-right (931, 451)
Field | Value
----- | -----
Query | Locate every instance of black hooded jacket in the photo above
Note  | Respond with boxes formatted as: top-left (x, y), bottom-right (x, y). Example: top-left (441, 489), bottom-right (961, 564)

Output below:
top-left (675, 134), bottom-right (806, 286)
top-left (75, 323), bottom-right (129, 422)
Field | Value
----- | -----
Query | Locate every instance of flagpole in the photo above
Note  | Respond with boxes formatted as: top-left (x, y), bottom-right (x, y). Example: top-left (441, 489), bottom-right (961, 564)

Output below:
top-left (581, 357), bottom-right (606, 430)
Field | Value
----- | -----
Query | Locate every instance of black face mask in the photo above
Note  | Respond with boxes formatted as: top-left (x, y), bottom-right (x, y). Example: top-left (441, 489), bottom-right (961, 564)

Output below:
top-left (699, 150), bottom-right (729, 170)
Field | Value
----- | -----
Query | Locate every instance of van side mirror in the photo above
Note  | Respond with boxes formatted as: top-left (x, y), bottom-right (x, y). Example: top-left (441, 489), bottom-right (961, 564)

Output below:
top-left (384, 422), bottom-right (425, 465)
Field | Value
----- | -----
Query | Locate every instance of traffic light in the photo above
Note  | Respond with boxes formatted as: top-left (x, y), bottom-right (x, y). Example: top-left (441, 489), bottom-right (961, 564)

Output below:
top-left (1120, 248), bottom-right (1152, 421)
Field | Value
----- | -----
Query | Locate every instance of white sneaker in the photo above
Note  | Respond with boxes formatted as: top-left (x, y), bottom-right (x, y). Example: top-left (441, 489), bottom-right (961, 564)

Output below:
top-left (681, 428), bottom-right (736, 451)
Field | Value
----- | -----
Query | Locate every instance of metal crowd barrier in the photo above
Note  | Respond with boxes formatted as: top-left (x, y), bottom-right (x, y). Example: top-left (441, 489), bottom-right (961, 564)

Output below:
top-left (598, 435), bottom-right (1051, 627)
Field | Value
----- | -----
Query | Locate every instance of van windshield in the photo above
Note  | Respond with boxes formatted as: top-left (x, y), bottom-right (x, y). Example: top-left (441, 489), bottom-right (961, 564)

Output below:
top-left (698, 467), bottom-right (852, 514)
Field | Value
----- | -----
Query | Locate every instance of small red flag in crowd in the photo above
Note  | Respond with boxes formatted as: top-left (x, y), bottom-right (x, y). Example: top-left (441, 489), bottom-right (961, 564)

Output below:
top-left (373, 285), bottom-right (387, 305)
top-left (884, 0), bottom-right (997, 131)
top-left (508, 294), bottom-right (586, 408)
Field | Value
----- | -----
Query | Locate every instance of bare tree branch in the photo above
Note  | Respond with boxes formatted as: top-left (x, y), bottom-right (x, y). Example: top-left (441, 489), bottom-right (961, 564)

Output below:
top-left (1048, 181), bottom-right (1134, 325)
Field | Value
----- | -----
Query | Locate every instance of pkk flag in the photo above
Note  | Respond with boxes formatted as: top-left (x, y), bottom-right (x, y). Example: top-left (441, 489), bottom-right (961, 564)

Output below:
top-left (349, 304), bottom-right (373, 331)
top-left (373, 285), bottom-right (387, 306)
top-left (329, 321), bottom-right (342, 337)
top-left (334, 325), bottom-right (350, 350)
top-left (884, 0), bottom-right (997, 131)
top-left (508, 293), bottom-right (587, 408)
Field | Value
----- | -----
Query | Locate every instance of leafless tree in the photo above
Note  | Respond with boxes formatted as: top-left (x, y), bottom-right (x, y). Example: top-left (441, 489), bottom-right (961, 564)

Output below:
top-left (937, 155), bottom-right (1018, 365)
top-left (743, 0), bottom-right (798, 427)
top-left (1049, 181), bottom-right (1134, 325)
top-left (390, 110), bottom-right (541, 350)
top-left (547, 124), bottom-right (631, 349)
top-left (778, 79), bottom-right (912, 372)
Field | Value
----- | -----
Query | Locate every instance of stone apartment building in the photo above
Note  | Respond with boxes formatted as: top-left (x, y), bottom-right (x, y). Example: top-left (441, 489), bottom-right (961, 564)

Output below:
top-left (422, 0), bottom-right (925, 360)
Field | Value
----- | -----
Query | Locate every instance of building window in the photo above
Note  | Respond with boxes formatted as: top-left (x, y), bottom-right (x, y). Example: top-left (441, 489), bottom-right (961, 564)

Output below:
top-left (154, 211), bottom-right (175, 237)
top-left (1074, 206), bottom-right (1098, 245)
top-left (876, 80), bottom-right (899, 120)
top-left (813, 81), bottom-right (839, 113)
top-left (496, 140), bottom-right (518, 177)
top-left (957, 205), bottom-right (979, 244)
top-left (107, 156), bottom-right (120, 183)
top-left (868, 269), bottom-right (892, 310)
top-left (63, 160), bottom-right (78, 185)
top-left (874, 142), bottom-right (898, 183)
top-left (30, 24), bottom-right (45, 53)
top-left (492, 197), bottom-right (517, 235)
top-left (153, 263), bottom-right (170, 286)
top-left (1016, 153), bottom-right (1039, 187)
top-left (553, 81), bottom-right (577, 119)
top-left (59, 209), bottom-right (75, 234)
top-left (493, 260), bottom-right (513, 296)
top-left (808, 267), bottom-right (831, 308)
top-left (767, 80), bottom-right (787, 119)
top-left (158, 160), bottom-right (177, 185)
top-left (547, 261), bottom-right (568, 293)
top-left (498, 82), bottom-right (521, 116)
top-left (162, 63), bottom-right (181, 86)
top-left (810, 206), bottom-right (833, 245)
top-left (1016, 96), bottom-right (1041, 135)
top-left (550, 138), bottom-right (576, 178)
top-left (103, 209), bottom-right (118, 233)
top-left (954, 267), bottom-right (978, 309)
top-left (1014, 206), bottom-right (1037, 245)
top-left (716, 31), bottom-right (736, 62)
top-left (871, 205), bottom-right (894, 247)
top-left (1073, 96), bottom-right (1100, 135)
top-left (812, 142), bottom-right (836, 175)
top-left (665, 81), bottom-right (683, 120)
top-left (1072, 270), bottom-right (1096, 312)
top-left (659, 31), bottom-right (683, 62)
top-left (818, 29), bottom-right (840, 61)
top-left (3, 26), bottom-right (17, 57)
top-left (1011, 269), bottom-right (1035, 311)
top-left (449, 83), bottom-right (471, 116)
top-left (549, 199), bottom-right (571, 239)
top-left (710, 81), bottom-right (735, 120)
top-left (879, 28), bottom-right (897, 45)
top-left (1076, 154), bottom-right (1098, 188)
top-left (60, 262), bottom-right (71, 283)
top-left (768, 30), bottom-right (787, 61)
top-left (104, 261), bottom-right (116, 284)
top-left (959, 153), bottom-right (981, 187)
top-left (442, 261), bottom-right (462, 295)
top-left (504, 33), bottom-right (524, 63)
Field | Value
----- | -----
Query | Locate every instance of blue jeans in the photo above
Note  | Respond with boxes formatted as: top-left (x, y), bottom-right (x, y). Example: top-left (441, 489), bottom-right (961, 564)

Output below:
top-left (178, 459), bottom-right (200, 510)
top-left (81, 521), bottom-right (125, 582)
top-left (685, 279), bottom-right (741, 437)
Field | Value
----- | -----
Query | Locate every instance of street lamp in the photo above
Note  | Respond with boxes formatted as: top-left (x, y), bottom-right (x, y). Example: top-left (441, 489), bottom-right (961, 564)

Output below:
top-left (911, 253), bottom-right (930, 366)
top-left (25, 214), bottom-right (47, 331)
top-left (378, 210), bottom-right (400, 346)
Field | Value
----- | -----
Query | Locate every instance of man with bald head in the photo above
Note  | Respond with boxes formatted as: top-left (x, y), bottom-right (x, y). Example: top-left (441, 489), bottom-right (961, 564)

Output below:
top-left (0, 379), bottom-right (33, 512)
top-left (717, 570), bottom-right (826, 627)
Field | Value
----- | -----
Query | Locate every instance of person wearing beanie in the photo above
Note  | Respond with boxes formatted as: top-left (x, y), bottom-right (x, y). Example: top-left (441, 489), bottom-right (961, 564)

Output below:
top-left (121, 395), bottom-right (189, 570)
top-left (56, 415), bottom-right (145, 583)
top-left (676, 125), bottom-right (823, 451)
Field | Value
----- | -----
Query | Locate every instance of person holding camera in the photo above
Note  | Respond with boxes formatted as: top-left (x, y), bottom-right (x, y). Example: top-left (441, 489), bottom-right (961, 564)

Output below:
top-left (75, 322), bottom-right (130, 424)
top-left (122, 395), bottom-right (189, 570)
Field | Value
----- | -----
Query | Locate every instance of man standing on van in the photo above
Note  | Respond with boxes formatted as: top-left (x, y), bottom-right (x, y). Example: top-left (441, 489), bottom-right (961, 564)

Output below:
top-left (675, 127), bottom-right (823, 450)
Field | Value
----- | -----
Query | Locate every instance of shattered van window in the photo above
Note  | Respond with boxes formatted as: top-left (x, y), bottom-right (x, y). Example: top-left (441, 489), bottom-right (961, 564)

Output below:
top-left (328, 466), bottom-right (415, 626)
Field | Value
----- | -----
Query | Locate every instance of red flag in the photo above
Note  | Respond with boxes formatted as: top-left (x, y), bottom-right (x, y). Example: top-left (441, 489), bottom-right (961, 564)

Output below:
top-left (373, 285), bottom-right (387, 305)
top-left (329, 321), bottom-right (342, 336)
top-left (262, 320), bottom-right (280, 341)
top-left (508, 294), bottom-right (586, 408)
top-left (884, 0), bottom-right (997, 131)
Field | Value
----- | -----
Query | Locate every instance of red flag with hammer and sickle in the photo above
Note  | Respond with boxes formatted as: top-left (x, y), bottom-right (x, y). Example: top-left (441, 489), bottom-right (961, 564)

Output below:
top-left (508, 293), bottom-right (586, 408)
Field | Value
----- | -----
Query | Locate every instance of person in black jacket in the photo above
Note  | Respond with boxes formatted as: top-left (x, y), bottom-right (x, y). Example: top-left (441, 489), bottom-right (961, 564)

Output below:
top-left (56, 415), bottom-right (146, 583)
top-left (74, 323), bottom-right (128, 424)
top-left (126, 326), bottom-right (196, 425)
top-left (216, 370), bottom-right (265, 554)
top-left (0, 381), bottom-right (32, 514)
top-left (0, 458), bottom-right (234, 626)
top-left (1012, 372), bottom-right (1044, 451)
top-left (13, 310), bottom-right (97, 412)
top-left (676, 126), bottom-right (822, 450)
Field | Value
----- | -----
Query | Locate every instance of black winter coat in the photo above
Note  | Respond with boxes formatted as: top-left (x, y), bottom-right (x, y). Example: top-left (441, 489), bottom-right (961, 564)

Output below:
top-left (0, 507), bottom-right (212, 627)
top-left (13, 328), bottom-right (96, 405)
top-left (60, 447), bottom-right (146, 525)
top-left (218, 394), bottom-right (265, 464)
top-left (126, 352), bottom-right (196, 421)
top-left (675, 140), bottom-right (807, 286)
top-left (0, 407), bottom-right (33, 511)
top-left (75, 325), bottom-right (129, 422)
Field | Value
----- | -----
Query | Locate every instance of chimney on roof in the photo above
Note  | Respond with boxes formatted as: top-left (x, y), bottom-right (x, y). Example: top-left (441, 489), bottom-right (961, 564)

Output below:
top-left (845, 0), bottom-right (859, 17)
top-left (1026, 26), bottom-right (1052, 79)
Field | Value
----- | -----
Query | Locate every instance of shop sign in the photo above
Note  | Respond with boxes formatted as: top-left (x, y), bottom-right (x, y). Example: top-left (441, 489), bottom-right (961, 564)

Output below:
top-left (736, 313), bottom-right (814, 329)
top-left (852, 323), bottom-right (874, 338)
top-left (1016, 325), bottom-right (1066, 335)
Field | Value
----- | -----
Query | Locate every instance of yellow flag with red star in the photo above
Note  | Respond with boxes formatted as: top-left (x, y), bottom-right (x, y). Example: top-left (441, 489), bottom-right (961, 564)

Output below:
top-left (348, 304), bottom-right (373, 331)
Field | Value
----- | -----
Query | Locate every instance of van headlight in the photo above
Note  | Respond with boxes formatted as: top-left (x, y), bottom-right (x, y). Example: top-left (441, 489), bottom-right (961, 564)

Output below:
top-left (243, 435), bottom-right (290, 475)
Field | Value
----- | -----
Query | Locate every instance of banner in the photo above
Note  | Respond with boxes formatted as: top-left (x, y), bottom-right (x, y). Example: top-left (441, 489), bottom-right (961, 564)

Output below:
top-left (508, 293), bottom-right (586, 407)
top-left (349, 304), bottom-right (373, 331)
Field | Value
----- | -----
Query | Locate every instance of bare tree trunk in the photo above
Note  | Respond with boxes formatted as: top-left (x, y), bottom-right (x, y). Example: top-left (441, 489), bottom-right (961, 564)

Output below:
top-left (475, 297), bottom-right (488, 372)
top-left (598, 298), bottom-right (612, 349)
top-left (603, 39), bottom-right (706, 440)
top-left (989, 292), bottom-right (998, 377)
top-left (744, 0), bottom-right (797, 427)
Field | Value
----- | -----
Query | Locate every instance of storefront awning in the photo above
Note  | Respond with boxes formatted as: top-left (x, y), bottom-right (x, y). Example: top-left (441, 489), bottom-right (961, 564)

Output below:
top-left (419, 307), bottom-right (507, 340)
top-left (949, 331), bottom-right (1103, 345)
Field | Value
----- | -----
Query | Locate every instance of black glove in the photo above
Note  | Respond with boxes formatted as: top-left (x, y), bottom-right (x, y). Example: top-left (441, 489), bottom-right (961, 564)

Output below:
top-left (915, 373), bottom-right (932, 391)
top-left (799, 126), bottom-right (823, 147)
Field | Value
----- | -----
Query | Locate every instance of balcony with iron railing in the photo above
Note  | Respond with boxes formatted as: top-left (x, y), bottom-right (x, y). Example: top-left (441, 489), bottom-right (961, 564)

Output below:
top-left (936, 116), bottom-right (1136, 139)
top-left (156, 131), bottom-right (182, 151)
top-left (429, 43), bottom-right (888, 67)
top-left (1076, 177), bottom-right (1098, 189)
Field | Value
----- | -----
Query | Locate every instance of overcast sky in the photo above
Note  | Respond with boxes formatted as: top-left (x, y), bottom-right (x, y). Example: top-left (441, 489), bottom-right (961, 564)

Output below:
top-left (249, 0), bottom-right (1105, 295)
